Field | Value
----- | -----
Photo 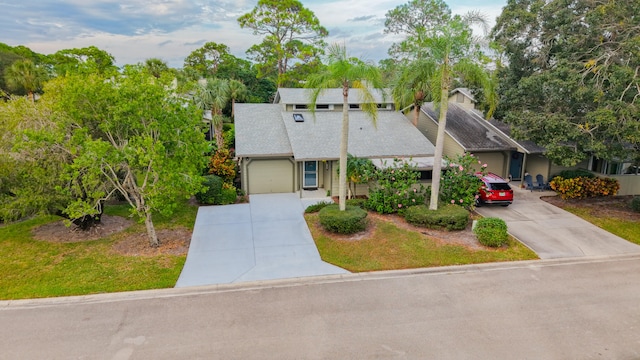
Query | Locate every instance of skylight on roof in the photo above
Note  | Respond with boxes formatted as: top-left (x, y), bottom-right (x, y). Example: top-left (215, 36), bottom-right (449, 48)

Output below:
top-left (293, 113), bottom-right (304, 122)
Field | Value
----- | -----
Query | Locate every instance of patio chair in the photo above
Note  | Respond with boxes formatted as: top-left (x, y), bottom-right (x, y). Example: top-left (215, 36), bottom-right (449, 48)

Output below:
top-left (536, 174), bottom-right (550, 190)
top-left (523, 174), bottom-right (541, 191)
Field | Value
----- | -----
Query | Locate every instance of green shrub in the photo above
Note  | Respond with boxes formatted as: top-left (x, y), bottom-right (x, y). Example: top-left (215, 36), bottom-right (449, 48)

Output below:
top-left (305, 201), bottom-right (332, 213)
top-left (346, 198), bottom-right (368, 208)
top-left (195, 175), bottom-right (224, 205)
top-left (631, 197), bottom-right (640, 213)
top-left (556, 169), bottom-right (596, 179)
top-left (474, 217), bottom-right (509, 247)
top-left (441, 152), bottom-right (486, 210)
top-left (318, 205), bottom-right (368, 234)
top-left (404, 204), bottom-right (469, 231)
top-left (219, 186), bottom-right (238, 205)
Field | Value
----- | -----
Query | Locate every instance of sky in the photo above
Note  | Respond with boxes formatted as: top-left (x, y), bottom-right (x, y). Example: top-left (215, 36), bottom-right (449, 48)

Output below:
top-left (1, 0), bottom-right (507, 68)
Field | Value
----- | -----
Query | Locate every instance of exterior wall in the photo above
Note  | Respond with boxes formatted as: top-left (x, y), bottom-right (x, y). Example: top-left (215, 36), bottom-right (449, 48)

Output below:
top-left (475, 152), bottom-right (508, 178)
top-left (549, 159), bottom-right (589, 177)
top-left (242, 158), bottom-right (295, 194)
top-left (448, 94), bottom-right (475, 111)
top-left (609, 175), bottom-right (640, 196)
top-left (525, 154), bottom-right (551, 181)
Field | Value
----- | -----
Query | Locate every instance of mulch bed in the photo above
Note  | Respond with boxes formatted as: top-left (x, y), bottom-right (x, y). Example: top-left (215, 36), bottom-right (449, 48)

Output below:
top-left (541, 195), bottom-right (640, 222)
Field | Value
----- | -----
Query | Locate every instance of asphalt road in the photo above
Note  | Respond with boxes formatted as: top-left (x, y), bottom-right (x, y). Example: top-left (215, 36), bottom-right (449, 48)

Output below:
top-left (2, 255), bottom-right (640, 359)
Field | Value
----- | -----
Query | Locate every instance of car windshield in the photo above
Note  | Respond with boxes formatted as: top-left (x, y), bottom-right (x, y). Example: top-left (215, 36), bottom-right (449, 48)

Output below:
top-left (489, 183), bottom-right (511, 191)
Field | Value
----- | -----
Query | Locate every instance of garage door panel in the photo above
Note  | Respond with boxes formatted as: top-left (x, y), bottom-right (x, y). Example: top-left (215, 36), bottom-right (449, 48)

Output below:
top-left (248, 159), bottom-right (294, 194)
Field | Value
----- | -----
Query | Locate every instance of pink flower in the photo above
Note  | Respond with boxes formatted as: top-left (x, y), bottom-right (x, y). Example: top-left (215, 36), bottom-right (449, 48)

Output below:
top-left (398, 203), bottom-right (403, 208)
top-left (458, 165), bottom-right (464, 171)
top-left (459, 199), bottom-right (464, 203)
top-left (391, 177), bottom-right (395, 181)
top-left (413, 188), bottom-right (417, 193)
top-left (482, 163), bottom-right (488, 168)
top-left (478, 160), bottom-right (482, 164)
top-left (451, 200), bottom-right (455, 204)
top-left (450, 163), bottom-right (455, 167)
top-left (412, 199), bottom-right (416, 202)
top-left (470, 154), bottom-right (474, 157)
top-left (475, 195), bottom-right (479, 199)
top-left (391, 170), bottom-right (395, 174)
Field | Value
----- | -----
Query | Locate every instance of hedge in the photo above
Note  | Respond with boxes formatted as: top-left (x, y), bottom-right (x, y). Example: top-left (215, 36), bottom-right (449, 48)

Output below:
top-left (631, 197), bottom-right (640, 213)
top-left (318, 205), bottom-right (368, 234)
top-left (404, 204), bottom-right (469, 231)
top-left (305, 201), bottom-right (332, 213)
top-left (550, 176), bottom-right (620, 200)
top-left (195, 175), bottom-right (224, 205)
top-left (474, 217), bottom-right (508, 247)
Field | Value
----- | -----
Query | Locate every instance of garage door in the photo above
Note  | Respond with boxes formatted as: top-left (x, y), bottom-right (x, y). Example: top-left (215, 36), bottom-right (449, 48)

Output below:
top-left (247, 159), bottom-right (294, 194)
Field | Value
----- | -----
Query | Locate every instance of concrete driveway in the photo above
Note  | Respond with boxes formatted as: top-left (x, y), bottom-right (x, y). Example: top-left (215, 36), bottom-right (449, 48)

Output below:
top-left (175, 193), bottom-right (347, 287)
top-left (475, 186), bottom-right (640, 259)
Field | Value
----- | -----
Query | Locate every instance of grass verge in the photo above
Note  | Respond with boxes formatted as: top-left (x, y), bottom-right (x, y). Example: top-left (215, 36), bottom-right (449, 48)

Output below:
top-left (306, 213), bottom-right (537, 272)
top-left (0, 201), bottom-right (197, 300)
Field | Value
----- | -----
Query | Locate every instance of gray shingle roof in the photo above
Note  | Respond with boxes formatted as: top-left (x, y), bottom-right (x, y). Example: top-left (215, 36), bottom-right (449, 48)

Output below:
top-left (235, 104), bottom-right (292, 157)
top-left (422, 103), bottom-right (515, 152)
top-left (235, 103), bottom-right (435, 160)
top-left (488, 119), bottom-right (546, 154)
top-left (275, 88), bottom-right (391, 105)
top-left (282, 110), bottom-right (435, 160)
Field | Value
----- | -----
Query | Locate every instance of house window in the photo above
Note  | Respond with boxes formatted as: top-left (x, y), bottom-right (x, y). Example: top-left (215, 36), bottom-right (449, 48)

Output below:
top-left (294, 104), bottom-right (308, 110)
top-left (315, 104), bottom-right (331, 110)
top-left (377, 103), bottom-right (391, 110)
top-left (349, 104), bottom-right (360, 109)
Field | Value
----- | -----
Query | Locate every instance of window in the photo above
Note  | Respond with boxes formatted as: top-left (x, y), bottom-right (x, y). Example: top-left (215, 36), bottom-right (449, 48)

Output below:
top-left (293, 113), bottom-right (304, 122)
top-left (349, 104), bottom-right (360, 109)
top-left (294, 104), bottom-right (308, 110)
top-left (315, 104), bottom-right (330, 110)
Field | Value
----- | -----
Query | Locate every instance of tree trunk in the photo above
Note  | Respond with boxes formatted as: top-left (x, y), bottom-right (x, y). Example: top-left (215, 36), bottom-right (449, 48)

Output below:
top-left (215, 121), bottom-right (224, 150)
top-left (413, 105), bottom-right (420, 127)
top-left (338, 85), bottom-right (350, 211)
top-left (429, 55), bottom-right (450, 211)
top-left (144, 209), bottom-right (159, 247)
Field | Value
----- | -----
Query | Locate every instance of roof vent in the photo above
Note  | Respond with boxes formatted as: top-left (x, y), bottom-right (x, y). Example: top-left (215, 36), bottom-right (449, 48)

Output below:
top-left (293, 113), bottom-right (304, 122)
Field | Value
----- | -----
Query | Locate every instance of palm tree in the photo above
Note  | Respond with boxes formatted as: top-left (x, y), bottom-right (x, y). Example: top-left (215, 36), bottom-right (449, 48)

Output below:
top-left (194, 78), bottom-right (230, 149)
top-left (306, 43), bottom-right (383, 211)
top-left (421, 15), bottom-right (497, 210)
top-left (227, 79), bottom-right (248, 119)
top-left (392, 59), bottom-right (437, 126)
top-left (4, 59), bottom-right (47, 102)
top-left (144, 58), bottom-right (169, 78)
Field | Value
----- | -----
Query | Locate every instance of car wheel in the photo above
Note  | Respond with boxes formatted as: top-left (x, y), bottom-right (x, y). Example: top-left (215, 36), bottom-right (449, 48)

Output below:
top-left (475, 198), bottom-right (482, 207)
top-left (500, 204), bottom-right (509, 207)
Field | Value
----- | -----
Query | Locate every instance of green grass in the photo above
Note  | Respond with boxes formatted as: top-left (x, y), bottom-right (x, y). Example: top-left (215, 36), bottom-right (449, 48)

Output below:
top-left (562, 206), bottom-right (640, 245)
top-left (0, 201), bottom-right (197, 300)
top-left (306, 214), bottom-right (538, 272)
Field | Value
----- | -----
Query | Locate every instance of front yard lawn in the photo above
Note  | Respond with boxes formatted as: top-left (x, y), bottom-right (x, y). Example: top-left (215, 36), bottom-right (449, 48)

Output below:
top-left (0, 202), bottom-right (196, 300)
top-left (305, 212), bottom-right (538, 272)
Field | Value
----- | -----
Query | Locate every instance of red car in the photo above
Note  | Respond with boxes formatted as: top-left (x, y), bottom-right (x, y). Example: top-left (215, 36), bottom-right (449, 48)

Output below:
top-left (475, 172), bottom-right (513, 207)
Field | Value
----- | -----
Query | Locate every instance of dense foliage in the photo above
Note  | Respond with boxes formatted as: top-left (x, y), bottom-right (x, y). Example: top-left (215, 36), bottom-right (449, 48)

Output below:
top-left (441, 153), bottom-right (487, 209)
top-left (550, 176), bottom-right (620, 200)
top-left (492, 0), bottom-right (640, 167)
top-left (366, 159), bottom-right (427, 214)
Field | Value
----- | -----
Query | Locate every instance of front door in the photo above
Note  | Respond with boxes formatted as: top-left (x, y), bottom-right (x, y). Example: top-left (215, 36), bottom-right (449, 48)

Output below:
top-left (509, 151), bottom-right (524, 180)
top-left (303, 161), bottom-right (318, 189)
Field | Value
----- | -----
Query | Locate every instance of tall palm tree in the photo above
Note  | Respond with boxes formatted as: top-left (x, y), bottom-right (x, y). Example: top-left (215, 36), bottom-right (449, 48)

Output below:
top-left (306, 43), bottom-right (383, 211)
top-left (227, 79), bottom-right (248, 119)
top-left (421, 15), bottom-right (497, 210)
top-left (392, 59), bottom-right (437, 126)
top-left (4, 59), bottom-right (47, 103)
top-left (194, 78), bottom-right (230, 149)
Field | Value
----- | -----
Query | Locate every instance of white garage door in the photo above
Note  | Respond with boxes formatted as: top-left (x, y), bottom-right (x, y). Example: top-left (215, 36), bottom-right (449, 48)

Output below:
top-left (247, 159), bottom-right (294, 194)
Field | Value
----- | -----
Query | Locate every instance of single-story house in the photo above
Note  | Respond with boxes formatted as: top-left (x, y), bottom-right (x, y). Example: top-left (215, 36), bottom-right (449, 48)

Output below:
top-left (416, 88), bottom-right (638, 195)
top-left (235, 88), bottom-right (436, 196)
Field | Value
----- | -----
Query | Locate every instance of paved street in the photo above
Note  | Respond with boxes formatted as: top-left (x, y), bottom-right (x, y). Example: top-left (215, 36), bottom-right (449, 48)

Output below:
top-left (3, 255), bottom-right (640, 359)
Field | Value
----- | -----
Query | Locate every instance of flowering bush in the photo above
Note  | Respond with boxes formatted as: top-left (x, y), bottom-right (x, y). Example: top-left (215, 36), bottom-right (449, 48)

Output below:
top-left (208, 148), bottom-right (236, 183)
top-left (550, 176), bottom-right (620, 200)
top-left (440, 153), bottom-right (487, 209)
top-left (366, 158), bottom-right (427, 214)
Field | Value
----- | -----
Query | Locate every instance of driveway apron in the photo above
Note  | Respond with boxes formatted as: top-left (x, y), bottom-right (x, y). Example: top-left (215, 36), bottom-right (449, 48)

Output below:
top-left (175, 193), bottom-right (347, 287)
top-left (475, 187), bottom-right (640, 259)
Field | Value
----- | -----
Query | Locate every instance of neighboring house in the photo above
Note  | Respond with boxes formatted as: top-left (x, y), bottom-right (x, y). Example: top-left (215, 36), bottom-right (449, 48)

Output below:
top-left (418, 88), bottom-right (582, 181)
top-left (235, 88), bottom-right (436, 196)
top-left (417, 88), bottom-right (639, 195)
